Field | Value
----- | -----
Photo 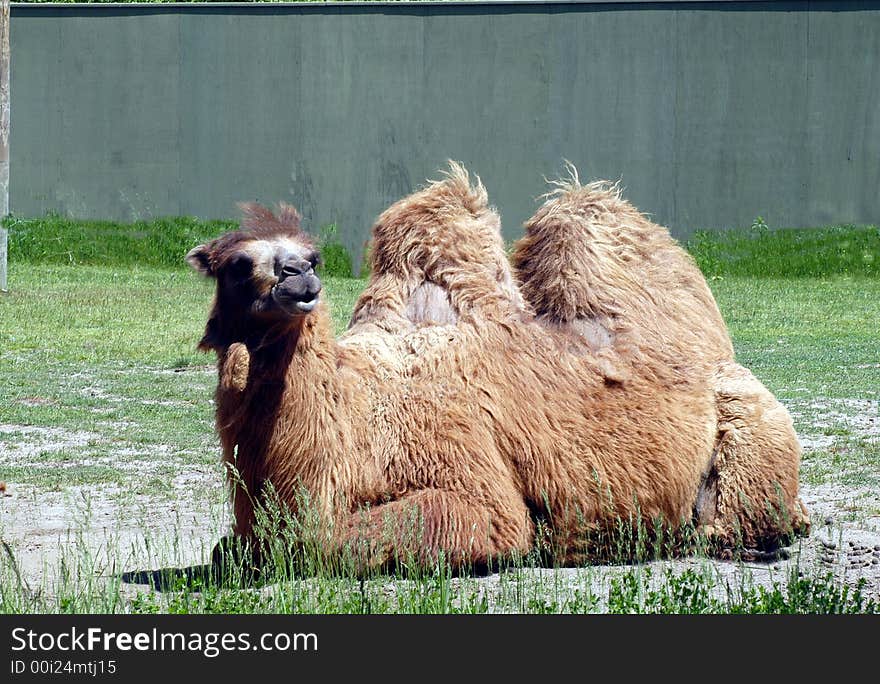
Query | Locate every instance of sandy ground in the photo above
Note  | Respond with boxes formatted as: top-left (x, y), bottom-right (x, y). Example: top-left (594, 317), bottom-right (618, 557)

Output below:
top-left (1, 396), bottom-right (878, 610)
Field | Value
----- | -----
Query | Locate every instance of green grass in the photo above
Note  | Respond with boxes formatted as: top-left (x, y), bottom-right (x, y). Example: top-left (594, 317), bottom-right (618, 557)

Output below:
top-left (0, 264), bottom-right (360, 498)
top-left (4, 215), bottom-right (235, 271)
top-left (0, 263), bottom-right (358, 364)
top-left (121, 567), bottom-right (880, 615)
top-left (8, 215), bottom-right (879, 278)
top-left (3, 214), bottom-right (358, 277)
top-left (1, 223), bottom-right (878, 614)
top-left (710, 277), bottom-right (880, 398)
top-left (687, 220), bottom-right (879, 278)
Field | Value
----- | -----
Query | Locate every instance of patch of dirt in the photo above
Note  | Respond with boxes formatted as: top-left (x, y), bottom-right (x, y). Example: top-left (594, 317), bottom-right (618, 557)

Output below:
top-left (79, 386), bottom-right (195, 408)
top-left (17, 397), bottom-right (59, 408)
top-left (0, 424), bottom-right (96, 460)
top-left (789, 398), bottom-right (880, 440)
top-left (0, 424), bottom-right (191, 478)
top-left (0, 480), bottom-right (230, 599)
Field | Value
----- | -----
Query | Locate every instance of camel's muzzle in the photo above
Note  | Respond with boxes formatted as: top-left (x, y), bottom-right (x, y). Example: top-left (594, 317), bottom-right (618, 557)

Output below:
top-left (272, 262), bottom-right (322, 315)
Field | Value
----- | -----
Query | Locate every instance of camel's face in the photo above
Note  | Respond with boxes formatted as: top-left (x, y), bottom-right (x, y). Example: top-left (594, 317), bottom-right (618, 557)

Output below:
top-left (187, 226), bottom-right (322, 350)
top-left (231, 236), bottom-right (323, 315)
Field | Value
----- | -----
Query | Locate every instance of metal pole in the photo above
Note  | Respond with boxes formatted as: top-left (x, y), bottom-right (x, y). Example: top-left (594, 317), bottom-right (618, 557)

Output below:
top-left (0, 0), bottom-right (9, 292)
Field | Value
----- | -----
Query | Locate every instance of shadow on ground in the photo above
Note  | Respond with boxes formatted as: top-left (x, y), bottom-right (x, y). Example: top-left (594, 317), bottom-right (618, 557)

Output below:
top-left (121, 564), bottom-right (218, 591)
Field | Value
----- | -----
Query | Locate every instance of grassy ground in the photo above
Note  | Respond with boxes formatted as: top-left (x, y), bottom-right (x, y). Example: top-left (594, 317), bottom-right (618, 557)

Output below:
top-left (687, 221), bottom-right (878, 278)
top-left (3, 214), bottom-right (356, 277)
top-left (1, 225), bottom-right (878, 613)
top-left (8, 215), bottom-right (878, 277)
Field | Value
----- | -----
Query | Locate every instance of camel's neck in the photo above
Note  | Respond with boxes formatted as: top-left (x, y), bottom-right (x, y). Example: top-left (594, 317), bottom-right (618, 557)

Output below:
top-left (247, 306), bottom-right (336, 379)
top-left (214, 306), bottom-right (346, 535)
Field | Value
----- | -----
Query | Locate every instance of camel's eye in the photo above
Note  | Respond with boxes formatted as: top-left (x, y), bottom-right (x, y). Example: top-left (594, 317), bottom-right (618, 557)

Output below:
top-left (308, 252), bottom-right (321, 268)
top-left (226, 254), bottom-right (253, 280)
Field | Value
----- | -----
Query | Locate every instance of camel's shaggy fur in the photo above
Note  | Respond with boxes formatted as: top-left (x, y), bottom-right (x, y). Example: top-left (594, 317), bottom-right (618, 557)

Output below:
top-left (512, 165), bottom-right (732, 370)
top-left (349, 163), bottom-right (808, 553)
top-left (188, 165), bottom-right (807, 571)
top-left (510, 166), bottom-right (809, 549)
top-left (349, 162), bottom-right (528, 333)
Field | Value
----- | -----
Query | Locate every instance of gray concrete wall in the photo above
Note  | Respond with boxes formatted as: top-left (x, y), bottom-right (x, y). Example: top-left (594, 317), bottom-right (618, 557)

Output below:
top-left (10, 2), bottom-right (880, 261)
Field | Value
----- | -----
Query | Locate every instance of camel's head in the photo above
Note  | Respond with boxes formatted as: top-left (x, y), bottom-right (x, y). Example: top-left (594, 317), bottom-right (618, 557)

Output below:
top-left (186, 203), bottom-right (322, 352)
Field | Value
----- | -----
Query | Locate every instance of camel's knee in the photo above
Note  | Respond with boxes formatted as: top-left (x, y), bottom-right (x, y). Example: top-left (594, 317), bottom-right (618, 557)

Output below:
top-left (701, 363), bottom-right (810, 551)
top-left (345, 489), bottom-right (533, 571)
top-left (700, 453), bottom-right (809, 552)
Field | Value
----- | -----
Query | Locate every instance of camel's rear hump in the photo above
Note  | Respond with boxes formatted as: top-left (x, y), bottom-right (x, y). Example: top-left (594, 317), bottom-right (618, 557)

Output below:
top-left (512, 166), bottom-right (734, 367)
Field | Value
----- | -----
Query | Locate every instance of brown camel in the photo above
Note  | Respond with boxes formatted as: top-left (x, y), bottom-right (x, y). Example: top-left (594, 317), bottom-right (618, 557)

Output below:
top-left (188, 166), bottom-right (806, 572)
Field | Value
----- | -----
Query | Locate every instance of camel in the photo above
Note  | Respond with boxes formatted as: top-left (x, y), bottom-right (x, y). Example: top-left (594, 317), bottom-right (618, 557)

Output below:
top-left (187, 167), bottom-right (807, 572)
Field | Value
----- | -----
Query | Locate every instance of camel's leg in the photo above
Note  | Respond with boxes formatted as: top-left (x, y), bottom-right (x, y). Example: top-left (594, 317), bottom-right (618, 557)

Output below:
top-left (343, 488), bottom-right (534, 573)
top-left (697, 363), bottom-right (810, 555)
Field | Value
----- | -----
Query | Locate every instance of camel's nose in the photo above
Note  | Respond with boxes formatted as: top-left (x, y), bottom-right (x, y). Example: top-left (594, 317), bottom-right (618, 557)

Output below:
top-left (279, 258), bottom-right (313, 280)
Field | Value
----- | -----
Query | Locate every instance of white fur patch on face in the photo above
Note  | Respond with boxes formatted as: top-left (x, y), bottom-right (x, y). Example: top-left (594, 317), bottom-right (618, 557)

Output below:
top-left (242, 241), bottom-right (276, 285)
top-left (242, 238), bottom-right (313, 289)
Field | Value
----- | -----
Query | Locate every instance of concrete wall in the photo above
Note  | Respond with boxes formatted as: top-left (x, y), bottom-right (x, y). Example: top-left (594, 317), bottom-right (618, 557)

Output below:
top-left (10, 1), bottom-right (880, 260)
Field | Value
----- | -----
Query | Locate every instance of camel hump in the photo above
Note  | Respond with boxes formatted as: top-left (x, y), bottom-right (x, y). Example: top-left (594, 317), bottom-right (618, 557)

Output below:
top-left (512, 163), bottom-right (662, 324)
top-left (352, 161), bottom-right (528, 331)
top-left (430, 159), bottom-right (490, 218)
top-left (367, 160), bottom-right (497, 278)
top-left (512, 162), bottom-right (733, 363)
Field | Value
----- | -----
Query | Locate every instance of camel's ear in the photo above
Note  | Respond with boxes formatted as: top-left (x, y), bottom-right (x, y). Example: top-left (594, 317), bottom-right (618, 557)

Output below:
top-left (186, 245), bottom-right (214, 277)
